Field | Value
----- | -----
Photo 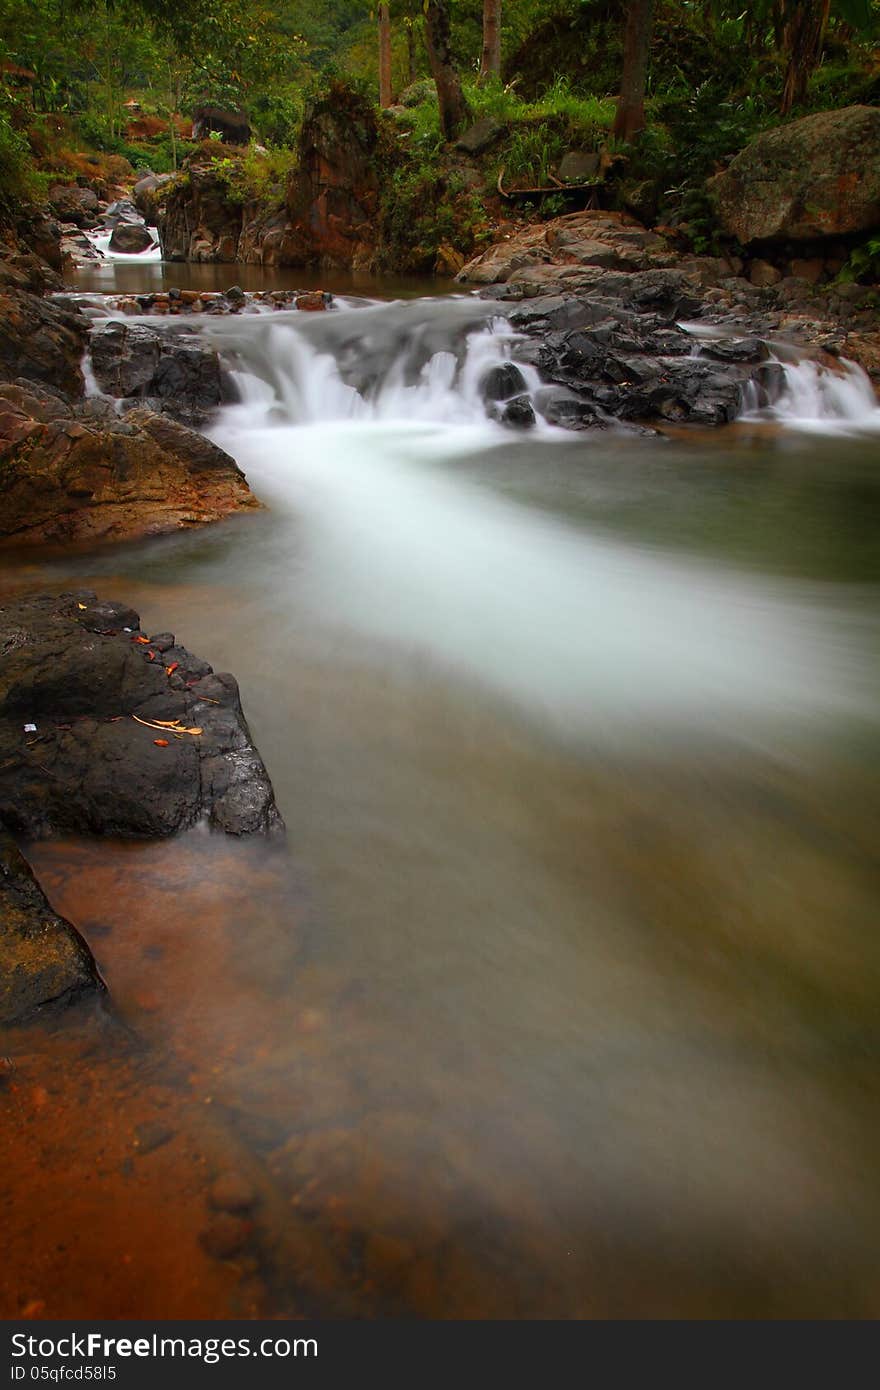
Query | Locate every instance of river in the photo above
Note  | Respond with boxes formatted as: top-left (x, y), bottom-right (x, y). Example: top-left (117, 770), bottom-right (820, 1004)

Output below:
top-left (1, 261), bottom-right (879, 1319)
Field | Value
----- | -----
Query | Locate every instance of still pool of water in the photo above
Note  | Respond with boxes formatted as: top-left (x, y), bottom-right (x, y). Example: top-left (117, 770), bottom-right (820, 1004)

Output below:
top-left (2, 274), bottom-right (879, 1319)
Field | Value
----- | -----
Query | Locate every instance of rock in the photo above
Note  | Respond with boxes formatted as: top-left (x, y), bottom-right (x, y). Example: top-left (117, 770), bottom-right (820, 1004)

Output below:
top-left (295, 291), bottom-right (328, 312)
top-left (0, 383), bottom-right (258, 548)
top-left (434, 243), bottom-right (466, 277)
top-left (480, 362), bottom-right (528, 402)
top-left (454, 117), bottom-right (505, 156)
top-left (0, 592), bottom-right (283, 838)
top-left (498, 395), bottom-right (536, 429)
top-left (457, 211), bottom-right (674, 287)
top-left (842, 330), bottom-right (880, 384)
top-left (708, 105), bottom-right (880, 244)
top-left (749, 259), bottom-right (782, 288)
top-left (89, 321), bottom-right (238, 426)
top-left (199, 1215), bottom-right (250, 1259)
top-left (191, 105), bottom-right (250, 145)
top-left (134, 1121), bottom-right (174, 1154)
top-left (0, 257), bottom-right (87, 396)
top-left (209, 1171), bottom-right (256, 1212)
top-left (0, 828), bottom-right (102, 1025)
top-left (159, 159), bottom-right (244, 263)
top-left (108, 222), bottom-right (156, 254)
top-left (48, 184), bottom-right (99, 227)
top-left (285, 82), bottom-right (381, 270)
top-left (557, 150), bottom-right (600, 183)
top-left (789, 257), bottom-right (824, 285)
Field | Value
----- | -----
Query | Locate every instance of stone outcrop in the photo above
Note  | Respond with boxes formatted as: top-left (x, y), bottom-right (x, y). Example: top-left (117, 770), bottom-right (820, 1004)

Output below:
top-left (89, 319), bottom-right (238, 426)
top-left (708, 105), bottom-right (880, 244)
top-left (0, 827), bottom-right (103, 1025)
top-left (0, 382), bottom-right (259, 547)
top-left (284, 83), bottom-right (381, 270)
top-left (159, 161), bottom-right (245, 263)
top-left (0, 592), bottom-right (283, 839)
top-left (506, 294), bottom-right (763, 427)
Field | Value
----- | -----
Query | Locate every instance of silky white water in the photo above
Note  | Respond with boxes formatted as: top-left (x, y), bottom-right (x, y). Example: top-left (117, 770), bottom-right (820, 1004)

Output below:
top-left (203, 297), bottom-right (878, 749)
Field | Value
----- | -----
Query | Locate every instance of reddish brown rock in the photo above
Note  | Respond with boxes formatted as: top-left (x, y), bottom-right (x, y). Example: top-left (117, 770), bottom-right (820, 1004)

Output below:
top-left (708, 106), bottom-right (880, 244)
top-left (0, 383), bottom-right (259, 548)
top-left (285, 82), bottom-right (381, 270)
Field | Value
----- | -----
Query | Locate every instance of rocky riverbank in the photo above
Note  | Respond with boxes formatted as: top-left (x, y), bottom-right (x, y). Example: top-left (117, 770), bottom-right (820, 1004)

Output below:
top-left (0, 589), bottom-right (283, 1023)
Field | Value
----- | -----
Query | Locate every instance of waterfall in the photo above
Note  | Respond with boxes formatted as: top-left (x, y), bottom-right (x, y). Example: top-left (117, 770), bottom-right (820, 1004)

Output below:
top-left (201, 296), bottom-right (546, 430)
top-left (740, 353), bottom-right (880, 433)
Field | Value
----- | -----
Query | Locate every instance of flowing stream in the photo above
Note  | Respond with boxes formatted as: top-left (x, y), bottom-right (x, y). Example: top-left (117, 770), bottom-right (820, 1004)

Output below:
top-left (2, 278), bottom-right (880, 1319)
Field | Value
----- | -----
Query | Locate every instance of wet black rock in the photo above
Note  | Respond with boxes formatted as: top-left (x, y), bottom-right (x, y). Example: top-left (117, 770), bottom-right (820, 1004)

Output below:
top-left (497, 394), bottom-right (536, 429)
top-left (480, 362), bottom-right (528, 402)
top-left (0, 592), bottom-right (283, 839)
top-left (505, 292), bottom-right (769, 428)
top-left (89, 320), bottom-right (239, 426)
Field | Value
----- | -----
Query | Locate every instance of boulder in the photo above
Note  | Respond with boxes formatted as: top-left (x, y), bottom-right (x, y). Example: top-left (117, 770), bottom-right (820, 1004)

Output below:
top-left (48, 184), bottom-right (99, 227)
top-left (749, 259), bottom-right (782, 288)
top-left (108, 221), bottom-right (156, 254)
top-left (557, 150), bottom-right (601, 183)
top-left (89, 320), bottom-right (238, 426)
top-left (0, 827), bottom-right (102, 1025)
top-left (0, 382), bottom-right (259, 547)
top-left (0, 592), bottom-right (283, 839)
top-left (192, 105), bottom-right (251, 145)
top-left (0, 256), bottom-right (87, 396)
top-left (457, 210), bottom-right (675, 287)
top-left (454, 117), bottom-right (505, 156)
top-left (708, 106), bottom-right (880, 244)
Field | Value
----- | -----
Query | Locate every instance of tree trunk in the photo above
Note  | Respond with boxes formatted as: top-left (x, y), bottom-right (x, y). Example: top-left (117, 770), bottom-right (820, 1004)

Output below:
top-left (424, 0), bottom-right (470, 141)
top-left (378, 3), bottom-right (393, 109)
top-left (612, 0), bottom-right (654, 144)
top-left (406, 18), bottom-right (417, 84)
top-left (479, 0), bottom-right (502, 82)
top-left (779, 0), bottom-right (831, 115)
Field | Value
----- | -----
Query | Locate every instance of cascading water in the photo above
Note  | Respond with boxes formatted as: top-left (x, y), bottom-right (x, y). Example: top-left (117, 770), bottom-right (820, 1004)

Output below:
top-left (740, 351), bottom-right (880, 432)
top-left (195, 295), bottom-right (877, 747)
top-left (203, 295), bottom-right (545, 428)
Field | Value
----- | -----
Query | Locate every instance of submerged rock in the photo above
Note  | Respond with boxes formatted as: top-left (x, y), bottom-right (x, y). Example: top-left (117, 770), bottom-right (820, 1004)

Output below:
top-left (0, 828), bottom-right (102, 1025)
top-left (0, 592), bottom-right (283, 839)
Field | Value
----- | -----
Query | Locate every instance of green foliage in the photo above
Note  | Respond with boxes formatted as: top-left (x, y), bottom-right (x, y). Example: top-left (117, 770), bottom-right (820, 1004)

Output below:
top-left (0, 96), bottom-right (36, 216)
top-left (838, 235), bottom-right (880, 283)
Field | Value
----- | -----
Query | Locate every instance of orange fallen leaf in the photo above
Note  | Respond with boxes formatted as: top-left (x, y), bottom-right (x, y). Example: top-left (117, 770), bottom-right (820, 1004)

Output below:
top-left (153, 738), bottom-right (169, 747)
top-left (146, 650), bottom-right (156, 661)
top-left (77, 603), bottom-right (87, 610)
top-left (132, 635), bottom-right (151, 645)
top-left (165, 662), bottom-right (179, 675)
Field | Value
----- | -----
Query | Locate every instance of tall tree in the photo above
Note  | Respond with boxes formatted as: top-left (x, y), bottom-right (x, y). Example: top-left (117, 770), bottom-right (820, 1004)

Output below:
top-left (612, 0), bottom-right (653, 143)
top-left (779, 0), bottom-right (831, 113)
top-left (424, 0), bottom-right (470, 140)
top-left (378, 3), bottom-right (392, 107)
top-left (478, 0), bottom-right (501, 82)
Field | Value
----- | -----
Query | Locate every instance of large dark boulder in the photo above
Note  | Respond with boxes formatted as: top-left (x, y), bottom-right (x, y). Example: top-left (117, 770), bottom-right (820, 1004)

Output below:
top-left (708, 105), bottom-right (880, 244)
top-left (89, 320), bottom-right (238, 426)
top-left (0, 592), bottom-right (283, 839)
top-left (108, 221), bottom-right (156, 254)
top-left (0, 827), bottom-right (102, 1025)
